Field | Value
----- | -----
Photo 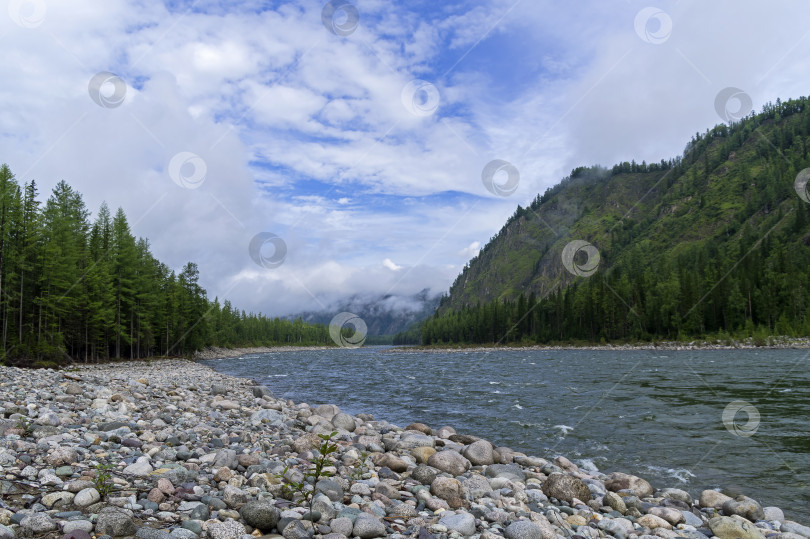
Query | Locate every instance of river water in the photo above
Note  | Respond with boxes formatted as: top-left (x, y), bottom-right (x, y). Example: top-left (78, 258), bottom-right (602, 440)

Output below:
top-left (199, 347), bottom-right (810, 521)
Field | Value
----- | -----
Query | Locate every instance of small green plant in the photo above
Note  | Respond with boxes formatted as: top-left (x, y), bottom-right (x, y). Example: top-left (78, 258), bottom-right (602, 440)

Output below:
top-left (15, 417), bottom-right (32, 437)
top-left (93, 462), bottom-right (115, 498)
top-left (350, 450), bottom-right (370, 480)
top-left (278, 431), bottom-right (339, 520)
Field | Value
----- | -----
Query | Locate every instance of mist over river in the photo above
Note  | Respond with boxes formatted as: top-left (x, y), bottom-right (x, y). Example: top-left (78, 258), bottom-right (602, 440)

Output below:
top-left (199, 347), bottom-right (810, 521)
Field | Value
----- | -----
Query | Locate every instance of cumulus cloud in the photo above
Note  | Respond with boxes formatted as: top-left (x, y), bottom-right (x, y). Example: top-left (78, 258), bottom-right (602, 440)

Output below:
top-left (1, 0), bottom-right (807, 317)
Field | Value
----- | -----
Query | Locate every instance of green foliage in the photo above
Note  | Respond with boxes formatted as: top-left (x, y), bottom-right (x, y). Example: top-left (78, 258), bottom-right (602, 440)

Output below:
top-left (14, 416), bottom-right (32, 437)
top-left (93, 462), bottom-right (115, 498)
top-left (278, 432), bottom-right (339, 519)
top-left (0, 168), bottom-right (333, 365)
top-left (427, 96), bottom-right (810, 345)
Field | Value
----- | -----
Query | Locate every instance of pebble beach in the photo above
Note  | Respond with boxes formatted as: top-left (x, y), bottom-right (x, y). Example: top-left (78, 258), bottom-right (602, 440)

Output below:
top-left (0, 359), bottom-right (807, 539)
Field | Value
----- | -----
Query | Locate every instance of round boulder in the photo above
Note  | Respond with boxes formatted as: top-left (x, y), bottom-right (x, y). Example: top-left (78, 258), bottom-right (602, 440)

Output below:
top-left (332, 413), bottom-right (356, 432)
top-left (604, 472), bottom-right (653, 498)
top-left (505, 520), bottom-right (544, 539)
top-left (541, 473), bottom-right (591, 503)
top-left (427, 450), bottom-right (470, 476)
top-left (463, 440), bottom-right (494, 466)
top-left (240, 499), bottom-right (281, 531)
top-left (352, 513), bottom-right (386, 539)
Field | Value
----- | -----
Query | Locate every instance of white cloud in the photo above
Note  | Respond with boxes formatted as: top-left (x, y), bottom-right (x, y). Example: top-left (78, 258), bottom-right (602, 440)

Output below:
top-left (383, 258), bottom-right (402, 271)
top-left (2, 0), bottom-right (808, 318)
top-left (458, 241), bottom-right (482, 259)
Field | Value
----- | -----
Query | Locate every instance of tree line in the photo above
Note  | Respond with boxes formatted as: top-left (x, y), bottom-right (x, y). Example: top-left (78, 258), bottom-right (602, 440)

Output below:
top-left (0, 167), bottom-right (332, 366)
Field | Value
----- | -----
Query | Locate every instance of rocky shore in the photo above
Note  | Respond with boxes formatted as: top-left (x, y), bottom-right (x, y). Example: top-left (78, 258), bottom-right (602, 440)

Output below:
top-left (0, 359), bottom-right (807, 539)
top-left (193, 347), bottom-right (332, 361)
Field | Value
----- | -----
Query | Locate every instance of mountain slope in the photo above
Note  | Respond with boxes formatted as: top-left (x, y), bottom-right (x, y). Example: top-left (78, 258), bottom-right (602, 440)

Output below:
top-left (424, 97), bottom-right (810, 343)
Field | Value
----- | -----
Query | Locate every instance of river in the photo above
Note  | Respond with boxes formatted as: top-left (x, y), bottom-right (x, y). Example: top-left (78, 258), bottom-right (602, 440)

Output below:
top-left (199, 346), bottom-right (810, 521)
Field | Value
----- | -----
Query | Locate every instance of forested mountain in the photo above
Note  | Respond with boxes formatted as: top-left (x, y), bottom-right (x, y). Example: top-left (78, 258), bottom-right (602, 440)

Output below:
top-left (0, 168), bottom-right (331, 366)
top-left (416, 96), bottom-right (810, 345)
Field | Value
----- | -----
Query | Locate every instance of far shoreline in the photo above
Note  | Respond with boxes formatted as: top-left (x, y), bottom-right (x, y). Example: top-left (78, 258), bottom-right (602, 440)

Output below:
top-left (387, 336), bottom-right (810, 353)
top-left (191, 336), bottom-right (810, 361)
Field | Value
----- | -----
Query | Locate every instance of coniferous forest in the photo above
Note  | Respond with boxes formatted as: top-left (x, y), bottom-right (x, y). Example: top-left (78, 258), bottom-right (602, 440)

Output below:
top-left (0, 167), bottom-right (331, 366)
top-left (406, 97), bottom-right (810, 346)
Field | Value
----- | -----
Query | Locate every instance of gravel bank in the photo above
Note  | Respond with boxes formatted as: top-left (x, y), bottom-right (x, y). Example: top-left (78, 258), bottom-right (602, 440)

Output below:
top-left (193, 347), bottom-right (332, 360)
top-left (0, 359), bottom-right (805, 539)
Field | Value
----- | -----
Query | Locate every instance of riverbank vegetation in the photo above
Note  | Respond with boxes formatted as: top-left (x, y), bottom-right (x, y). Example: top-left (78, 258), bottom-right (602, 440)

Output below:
top-left (0, 167), bottom-right (330, 366)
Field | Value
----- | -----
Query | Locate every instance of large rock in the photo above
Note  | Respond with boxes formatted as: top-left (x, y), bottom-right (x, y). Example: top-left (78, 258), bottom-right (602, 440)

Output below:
top-left (206, 520), bottom-right (247, 539)
top-left (252, 385), bottom-right (273, 398)
top-left (136, 528), bottom-right (171, 539)
top-left (431, 476), bottom-right (463, 501)
top-left (604, 472), bottom-right (653, 498)
top-left (314, 404), bottom-right (340, 420)
top-left (604, 491), bottom-right (627, 514)
top-left (505, 520), bottom-right (544, 539)
top-left (411, 446), bottom-right (436, 464)
top-left (427, 450), bottom-right (470, 476)
top-left (316, 479), bottom-right (344, 502)
top-left (222, 485), bottom-right (247, 508)
top-left (699, 489), bottom-right (732, 509)
top-left (240, 499), bottom-right (281, 531)
top-left (123, 456), bottom-right (153, 476)
top-left (281, 519), bottom-right (313, 539)
top-left (292, 433), bottom-right (322, 454)
top-left (405, 422), bottom-right (432, 434)
top-left (46, 447), bottom-right (78, 466)
top-left (541, 473), bottom-right (591, 503)
top-left (659, 487), bottom-right (692, 505)
top-left (250, 409), bottom-right (285, 426)
top-left (212, 448), bottom-right (238, 469)
top-left (395, 433), bottom-right (435, 450)
top-left (352, 513), bottom-right (386, 539)
top-left (636, 514), bottom-right (672, 530)
top-left (463, 440), bottom-right (495, 466)
top-left (373, 453), bottom-right (408, 473)
top-left (646, 507), bottom-right (684, 526)
top-left (484, 464), bottom-right (526, 482)
top-left (331, 413), bottom-right (356, 432)
top-left (723, 495), bottom-right (765, 521)
top-left (781, 522), bottom-right (810, 538)
top-left (461, 474), bottom-right (493, 500)
top-left (439, 512), bottom-right (476, 536)
top-left (20, 513), bottom-right (58, 535)
top-left (35, 410), bottom-right (61, 426)
top-left (764, 507), bottom-right (785, 522)
top-left (73, 487), bottom-right (101, 508)
top-left (709, 516), bottom-right (766, 539)
top-left (412, 464), bottom-right (438, 485)
top-left (96, 507), bottom-right (136, 537)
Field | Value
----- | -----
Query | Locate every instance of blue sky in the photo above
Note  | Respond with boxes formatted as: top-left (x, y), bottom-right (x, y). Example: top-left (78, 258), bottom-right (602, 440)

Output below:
top-left (2, 0), bottom-right (809, 316)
